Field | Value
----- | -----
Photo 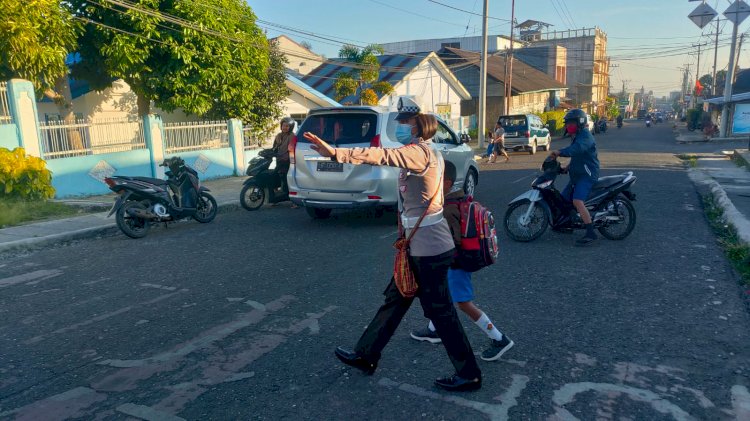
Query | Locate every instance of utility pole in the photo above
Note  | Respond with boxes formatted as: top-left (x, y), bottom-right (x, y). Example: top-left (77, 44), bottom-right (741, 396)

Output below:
top-left (691, 43), bottom-right (707, 108)
top-left (734, 33), bottom-right (746, 84)
top-left (477, 0), bottom-right (489, 148)
top-left (505, 0), bottom-right (516, 115)
top-left (720, 15), bottom-right (741, 138)
top-left (713, 18), bottom-right (722, 95)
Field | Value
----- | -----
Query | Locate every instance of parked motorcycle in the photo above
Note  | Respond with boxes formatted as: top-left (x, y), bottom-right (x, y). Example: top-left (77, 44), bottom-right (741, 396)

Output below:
top-left (503, 157), bottom-right (637, 242)
top-left (105, 157), bottom-right (217, 238)
top-left (240, 148), bottom-right (289, 211)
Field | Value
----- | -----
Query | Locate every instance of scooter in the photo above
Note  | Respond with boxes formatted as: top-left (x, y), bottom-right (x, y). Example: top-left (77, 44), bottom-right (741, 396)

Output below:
top-left (105, 157), bottom-right (218, 238)
top-left (597, 120), bottom-right (607, 134)
top-left (503, 157), bottom-right (637, 243)
top-left (646, 119), bottom-right (652, 128)
top-left (240, 148), bottom-right (290, 210)
top-left (616, 120), bottom-right (623, 129)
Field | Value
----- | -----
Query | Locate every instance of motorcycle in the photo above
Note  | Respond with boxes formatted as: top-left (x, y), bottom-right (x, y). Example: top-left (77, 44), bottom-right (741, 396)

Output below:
top-left (240, 148), bottom-right (289, 211)
top-left (616, 120), bottom-right (623, 129)
top-left (105, 157), bottom-right (218, 238)
top-left (646, 119), bottom-right (652, 128)
top-left (503, 157), bottom-right (637, 242)
top-left (597, 120), bottom-right (607, 134)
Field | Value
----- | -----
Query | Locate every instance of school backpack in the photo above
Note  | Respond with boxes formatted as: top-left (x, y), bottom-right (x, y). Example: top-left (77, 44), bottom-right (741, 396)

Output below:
top-left (445, 196), bottom-right (499, 272)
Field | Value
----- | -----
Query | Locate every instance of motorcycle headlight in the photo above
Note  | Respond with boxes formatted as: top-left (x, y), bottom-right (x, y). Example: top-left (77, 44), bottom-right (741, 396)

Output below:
top-left (534, 179), bottom-right (553, 189)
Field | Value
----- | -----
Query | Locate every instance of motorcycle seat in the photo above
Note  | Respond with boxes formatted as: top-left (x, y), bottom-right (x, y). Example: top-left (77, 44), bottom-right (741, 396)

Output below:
top-left (592, 174), bottom-right (627, 190)
top-left (120, 176), bottom-right (169, 186)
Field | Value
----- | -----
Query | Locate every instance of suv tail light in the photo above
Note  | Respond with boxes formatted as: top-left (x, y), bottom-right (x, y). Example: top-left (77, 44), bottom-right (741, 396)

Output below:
top-left (289, 135), bottom-right (297, 164)
top-left (370, 134), bottom-right (381, 148)
top-left (104, 177), bottom-right (115, 188)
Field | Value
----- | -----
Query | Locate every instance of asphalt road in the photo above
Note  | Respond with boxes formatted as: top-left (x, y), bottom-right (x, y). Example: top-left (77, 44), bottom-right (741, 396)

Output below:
top-left (1, 121), bottom-right (750, 420)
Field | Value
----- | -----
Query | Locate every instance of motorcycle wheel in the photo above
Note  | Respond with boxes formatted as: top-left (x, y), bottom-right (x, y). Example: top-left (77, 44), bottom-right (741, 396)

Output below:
top-left (240, 183), bottom-right (265, 211)
top-left (503, 200), bottom-right (549, 242)
top-left (193, 192), bottom-right (218, 223)
top-left (597, 195), bottom-right (636, 240)
top-left (116, 201), bottom-right (150, 239)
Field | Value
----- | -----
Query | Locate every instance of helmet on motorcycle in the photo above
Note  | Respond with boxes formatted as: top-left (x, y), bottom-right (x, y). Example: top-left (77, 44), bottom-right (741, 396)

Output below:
top-left (280, 116), bottom-right (296, 133)
top-left (563, 109), bottom-right (588, 129)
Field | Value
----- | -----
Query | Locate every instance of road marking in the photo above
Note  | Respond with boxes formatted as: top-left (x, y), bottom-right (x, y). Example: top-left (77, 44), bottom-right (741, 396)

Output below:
top-left (20, 288), bottom-right (61, 297)
top-left (24, 291), bottom-right (182, 344)
top-left (0, 387), bottom-right (106, 420)
top-left (140, 283), bottom-right (177, 291)
top-left (550, 383), bottom-right (695, 421)
top-left (378, 375), bottom-right (529, 421)
top-left (732, 385), bottom-right (750, 420)
top-left (379, 230), bottom-right (399, 239)
top-left (116, 403), bottom-right (185, 421)
top-left (511, 174), bottom-right (534, 184)
top-left (244, 300), bottom-right (266, 311)
top-left (97, 295), bottom-right (296, 368)
top-left (0, 269), bottom-right (63, 288)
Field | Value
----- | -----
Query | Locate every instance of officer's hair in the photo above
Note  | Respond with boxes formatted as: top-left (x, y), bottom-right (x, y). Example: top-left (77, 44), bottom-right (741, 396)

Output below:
top-left (415, 114), bottom-right (438, 140)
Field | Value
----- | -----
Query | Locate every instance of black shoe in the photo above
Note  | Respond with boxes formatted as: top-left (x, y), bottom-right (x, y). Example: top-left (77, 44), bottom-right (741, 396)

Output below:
top-left (334, 347), bottom-right (377, 375)
top-left (434, 374), bottom-right (482, 392)
top-left (410, 328), bottom-right (442, 344)
top-left (575, 232), bottom-right (597, 246)
top-left (481, 335), bottom-right (514, 361)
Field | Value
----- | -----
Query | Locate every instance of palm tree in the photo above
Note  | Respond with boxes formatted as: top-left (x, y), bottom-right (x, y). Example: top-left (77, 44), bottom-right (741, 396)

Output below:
top-left (333, 44), bottom-right (393, 105)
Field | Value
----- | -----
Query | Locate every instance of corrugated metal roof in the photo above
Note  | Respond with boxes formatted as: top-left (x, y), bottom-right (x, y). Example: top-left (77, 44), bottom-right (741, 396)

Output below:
top-left (438, 47), bottom-right (567, 94)
top-left (301, 52), bottom-right (431, 104)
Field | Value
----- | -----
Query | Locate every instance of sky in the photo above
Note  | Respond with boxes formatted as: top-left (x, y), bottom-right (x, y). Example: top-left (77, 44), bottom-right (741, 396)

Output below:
top-left (249, 0), bottom-right (750, 98)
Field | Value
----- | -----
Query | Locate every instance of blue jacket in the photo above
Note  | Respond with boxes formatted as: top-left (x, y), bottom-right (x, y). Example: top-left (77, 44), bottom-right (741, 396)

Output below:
top-left (559, 128), bottom-right (599, 182)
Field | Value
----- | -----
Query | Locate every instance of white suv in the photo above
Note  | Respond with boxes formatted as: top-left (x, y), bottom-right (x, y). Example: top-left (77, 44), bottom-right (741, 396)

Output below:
top-left (288, 106), bottom-right (479, 219)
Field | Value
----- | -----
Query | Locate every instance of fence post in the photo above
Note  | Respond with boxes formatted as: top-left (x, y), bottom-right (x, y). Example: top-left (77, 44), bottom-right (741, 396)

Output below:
top-left (143, 114), bottom-right (165, 178)
top-left (6, 79), bottom-right (42, 156)
top-left (228, 118), bottom-right (244, 176)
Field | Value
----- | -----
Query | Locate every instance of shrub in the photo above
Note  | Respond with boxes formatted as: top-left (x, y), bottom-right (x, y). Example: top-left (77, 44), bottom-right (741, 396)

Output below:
top-left (0, 147), bottom-right (55, 200)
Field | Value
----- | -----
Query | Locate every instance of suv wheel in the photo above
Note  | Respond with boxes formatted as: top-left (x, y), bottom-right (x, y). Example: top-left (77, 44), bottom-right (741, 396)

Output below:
top-left (543, 135), bottom-right (551, 151)
top-left (463, 169), bottom-right (477, 197)
top-left (529, 140), bottom-right (537, 155)
top-left (306, 207), bottom-right (332, 219)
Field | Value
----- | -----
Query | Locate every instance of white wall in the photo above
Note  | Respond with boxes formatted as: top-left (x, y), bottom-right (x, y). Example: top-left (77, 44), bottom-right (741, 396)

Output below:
top-left (380, 61), bottom-right (465, 130)
top-left (37, 79), bottom-right (193, 123)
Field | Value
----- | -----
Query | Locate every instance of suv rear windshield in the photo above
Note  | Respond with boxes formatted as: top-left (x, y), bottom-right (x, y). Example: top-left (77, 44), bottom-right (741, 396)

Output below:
top-left (297, 113), bottom-right (378, 146)
top-left (498, 116), bottom-right (528, 132)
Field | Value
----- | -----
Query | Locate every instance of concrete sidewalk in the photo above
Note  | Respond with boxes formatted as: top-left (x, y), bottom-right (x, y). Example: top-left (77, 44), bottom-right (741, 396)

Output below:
top-left (0, 176), bottom-right (248, 253)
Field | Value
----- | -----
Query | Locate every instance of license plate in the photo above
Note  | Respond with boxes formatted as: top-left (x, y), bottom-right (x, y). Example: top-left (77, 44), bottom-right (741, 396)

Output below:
top-left (317, 161), bottom-right (343, 172)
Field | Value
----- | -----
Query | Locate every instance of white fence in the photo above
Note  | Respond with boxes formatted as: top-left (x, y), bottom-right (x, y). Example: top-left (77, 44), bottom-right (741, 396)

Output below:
top-left (0, 82), bottom-right (12, 125)
top-left (164, 121), bottom-right (229, 153)
top-left (39, 117), bottom-right (146, 159)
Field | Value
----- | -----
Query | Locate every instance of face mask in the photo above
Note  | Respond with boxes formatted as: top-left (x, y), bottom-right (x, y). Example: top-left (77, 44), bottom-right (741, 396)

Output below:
top-left (565, 124), bottom-right (578, 135)
top-left (395, 124), bottom-right (414, 144)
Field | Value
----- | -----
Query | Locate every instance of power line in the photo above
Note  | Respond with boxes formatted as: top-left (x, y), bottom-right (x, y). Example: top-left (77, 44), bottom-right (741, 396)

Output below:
top-left (427, 0), bottom-right (512, 22)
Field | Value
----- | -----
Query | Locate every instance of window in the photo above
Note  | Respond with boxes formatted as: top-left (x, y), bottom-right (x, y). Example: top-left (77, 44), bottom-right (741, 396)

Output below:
top-left (297, 113), bottom-right (378, 146)
top-left (434, 121), bottom-right (457, 144)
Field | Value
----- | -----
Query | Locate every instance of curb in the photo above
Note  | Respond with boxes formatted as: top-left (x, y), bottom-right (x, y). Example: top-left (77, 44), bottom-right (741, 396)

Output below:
top-left (0, 200), bottom-right (241, 254)
top-left (687, 168), bottom-right (750, 246)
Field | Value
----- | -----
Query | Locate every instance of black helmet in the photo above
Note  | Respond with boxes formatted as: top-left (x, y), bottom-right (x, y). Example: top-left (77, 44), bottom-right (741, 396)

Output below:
top-left (563, 109), bottom-right (588, 129)
top-left (280, 116), bottom-right (296, 132)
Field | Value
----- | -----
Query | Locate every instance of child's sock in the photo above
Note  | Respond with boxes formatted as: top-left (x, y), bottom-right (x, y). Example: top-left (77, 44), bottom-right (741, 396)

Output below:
top-left (475, 312), bottom-right (503, 341)
top-left (428, 320), bottom-right (436, 332)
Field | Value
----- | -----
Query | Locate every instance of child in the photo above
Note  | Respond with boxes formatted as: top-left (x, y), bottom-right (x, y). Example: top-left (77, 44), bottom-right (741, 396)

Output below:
top-left (410, 160), bottom-right (514, 361)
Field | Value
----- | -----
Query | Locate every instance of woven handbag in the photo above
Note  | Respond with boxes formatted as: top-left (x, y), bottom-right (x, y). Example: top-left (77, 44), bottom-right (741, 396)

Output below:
top-left (393, 167), bottom-right (443, 298)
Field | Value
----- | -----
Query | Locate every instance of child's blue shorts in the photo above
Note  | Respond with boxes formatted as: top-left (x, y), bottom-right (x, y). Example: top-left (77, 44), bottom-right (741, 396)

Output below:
top-left (447, 268), bottom-right (474, 303)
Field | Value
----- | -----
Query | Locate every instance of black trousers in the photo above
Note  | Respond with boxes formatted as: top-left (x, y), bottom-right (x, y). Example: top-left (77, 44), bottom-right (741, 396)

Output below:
top-left (354, 250), bottom-right (481, 379)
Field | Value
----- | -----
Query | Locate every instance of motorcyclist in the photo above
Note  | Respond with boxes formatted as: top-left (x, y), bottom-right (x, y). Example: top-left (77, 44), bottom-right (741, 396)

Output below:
top-left (272, 117), bottom-right (295, 195)
top-left (616, 115), bottom-right (623, 127)
top-left (549, 109), bottom-right (601, 246)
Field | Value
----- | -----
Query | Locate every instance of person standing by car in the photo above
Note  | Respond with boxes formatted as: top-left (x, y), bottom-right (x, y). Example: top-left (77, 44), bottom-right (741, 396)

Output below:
top-left (410, 160), bottom-right (514, 361)
top-left (302, 97), bottom-right (482, 392)
top-left (549, 108), bottom-right (600, 246)
top-left (488, 122), bottom-right (509, 163)
top-left (272, 117), bottom-right (298, 207)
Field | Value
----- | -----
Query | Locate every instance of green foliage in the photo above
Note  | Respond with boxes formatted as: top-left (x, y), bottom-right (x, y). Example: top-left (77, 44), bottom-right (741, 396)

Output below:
top-left (702, 194), bottom-right (750, 286)
top-left (0, 0), bottom-right (79, 95)
top-left (71, 0), bottom-right (274, 120)
top-left (334, 44), bottom-right (392, 105)
top-left (0, 148), bottom-right (55, 200)
top-left (606, 96), bottom-right (620, 118)
top-left (0, 200), bottom-right (79, 228)
top-left (537, 110), bottom-right (566, 135)
top-left (468, 128), bottom-right (478, 140)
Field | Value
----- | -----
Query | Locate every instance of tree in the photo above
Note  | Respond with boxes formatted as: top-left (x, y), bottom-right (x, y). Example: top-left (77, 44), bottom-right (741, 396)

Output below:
top-left (71, 0), bottom-right (274, 120)
top-left (0, 0), bottom-right (84, 147)
top-left (299, 41), bottom-right (313, 51)
top-left (333, 44), bottom-right (393, 105)
top-left (606, 96), bottom-right (620, 118)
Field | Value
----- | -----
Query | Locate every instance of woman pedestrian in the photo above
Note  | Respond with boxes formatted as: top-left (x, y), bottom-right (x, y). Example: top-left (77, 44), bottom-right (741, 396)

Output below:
top-left (302, 97), bottom-right (482, 392)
